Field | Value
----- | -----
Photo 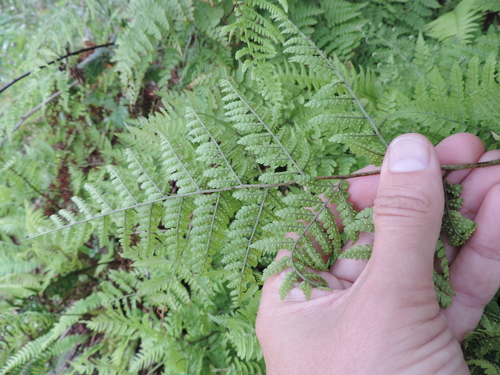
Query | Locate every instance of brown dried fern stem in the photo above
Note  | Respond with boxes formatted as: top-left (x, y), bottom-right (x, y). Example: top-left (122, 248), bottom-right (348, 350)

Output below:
top-left (315, 158), bottom-right (500, 181)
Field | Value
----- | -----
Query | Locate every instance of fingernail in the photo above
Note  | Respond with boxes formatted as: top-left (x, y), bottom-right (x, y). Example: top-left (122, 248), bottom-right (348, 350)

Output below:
top-left (389, 136), bottom-right (430, 172)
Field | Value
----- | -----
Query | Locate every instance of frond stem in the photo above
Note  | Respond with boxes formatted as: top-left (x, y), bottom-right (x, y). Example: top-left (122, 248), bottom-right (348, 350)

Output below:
top-left (29, 158), bottom-right (500, 239)
top-left (315, 158), bottom-right (500, 180)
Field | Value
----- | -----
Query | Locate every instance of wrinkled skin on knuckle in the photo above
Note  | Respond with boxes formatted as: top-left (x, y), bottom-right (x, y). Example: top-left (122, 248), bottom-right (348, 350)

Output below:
top-left (373, 187), bottom-right (438, 220)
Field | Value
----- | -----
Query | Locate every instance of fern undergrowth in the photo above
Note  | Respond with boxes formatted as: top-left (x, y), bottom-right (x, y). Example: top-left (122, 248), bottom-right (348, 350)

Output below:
top-left (0, 0), bottom-right (499, 373)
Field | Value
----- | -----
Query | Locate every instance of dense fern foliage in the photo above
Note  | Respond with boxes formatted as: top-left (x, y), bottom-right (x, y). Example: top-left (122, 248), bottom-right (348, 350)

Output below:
top-left (1, 0), bottom-right (499, 373)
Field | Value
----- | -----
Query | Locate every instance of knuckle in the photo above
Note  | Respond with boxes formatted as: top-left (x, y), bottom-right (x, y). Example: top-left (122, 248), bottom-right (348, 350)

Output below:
top-left (467, 241), bottom-right (500, 263)
top-left (373, 187), bottom-right (436, 219)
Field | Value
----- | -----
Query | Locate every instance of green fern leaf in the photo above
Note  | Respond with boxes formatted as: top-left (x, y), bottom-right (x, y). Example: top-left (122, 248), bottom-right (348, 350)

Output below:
top-left (434, 269), bottom-right (455, 308)
top-left (425, 0), bottom-right (482, 43)
top-left (279, 270), bottom-right (298, 300)
top-left (337, 244), bottom-right (373, 260)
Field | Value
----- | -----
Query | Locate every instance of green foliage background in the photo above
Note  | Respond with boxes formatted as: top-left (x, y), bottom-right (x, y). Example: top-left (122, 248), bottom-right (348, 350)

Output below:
top-left (0, 0), bottom-right (499, 373)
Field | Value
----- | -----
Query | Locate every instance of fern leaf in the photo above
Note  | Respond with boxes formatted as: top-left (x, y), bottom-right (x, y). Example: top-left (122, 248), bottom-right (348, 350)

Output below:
top-left (279, 18), bottom-right (388, 146)
top-left (450, 62), bottom-right (465, 101)
top-left (338, 244), bottom-right (373, 260)
top-left (262, 255), bottom-right (291, 281)
top-left (435, 238), bottom-right (451, 279)
top-left (209, 310), bottom-right (262, 362)
top-left (330, 133), bottom-right (385, 166)
top-left (334, 181), bottom-right (361, 244)
top-left (279, 270), bottom-right (298, 300)
top-left (125, 149), bottom-right (165, 200)
top-left (429, 66), bottom-right (448, 99)
top-left (467, 360), bottom-right (500, 375)
top-left (0, 294), bottom-right (101, 375)
top-left (161, 197), bottom-right (194, 258)
top-left (481, 51), bottom-right (498, 89)
top-left (425, 0), bottom-right (482, 43)
top-left (106, 165), bottom-right (139, 207)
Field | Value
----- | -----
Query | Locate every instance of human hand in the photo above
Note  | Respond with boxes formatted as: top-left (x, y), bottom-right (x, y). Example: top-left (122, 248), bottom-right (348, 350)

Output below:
top-left (256, 133), bottom-right (500, 374)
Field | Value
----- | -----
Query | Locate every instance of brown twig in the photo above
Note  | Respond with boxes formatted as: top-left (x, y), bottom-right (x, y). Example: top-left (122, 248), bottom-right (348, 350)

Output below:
top-left (222, 2), bottom-right (242, 23)
top-left (0, 43), bottom-right (114, 95)
top-left (1, 80), bottom-right (79, 147)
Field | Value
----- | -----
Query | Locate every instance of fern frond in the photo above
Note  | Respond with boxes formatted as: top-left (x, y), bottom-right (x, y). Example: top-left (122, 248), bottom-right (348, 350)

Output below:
top-left (337, 244), bottom-right (373, 260)
top-left (279, 18), bottom-right (388, 147)
top-left (425, 0), bottom-right (483, 43)
top-left (314, 0), bottom-right (367, 60)
top-left (113, 0), bottom-right (186, 102)
top-left (0, 294), bottom-right (101, 375)
top-left (223, 0), bottom-right (286, 63)
top-left (209, 309), bottom-right (262, 362)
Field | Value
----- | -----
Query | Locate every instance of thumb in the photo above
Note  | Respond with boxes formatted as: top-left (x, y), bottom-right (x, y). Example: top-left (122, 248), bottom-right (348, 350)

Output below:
top-left (369, 134), bottom-right (444, 286)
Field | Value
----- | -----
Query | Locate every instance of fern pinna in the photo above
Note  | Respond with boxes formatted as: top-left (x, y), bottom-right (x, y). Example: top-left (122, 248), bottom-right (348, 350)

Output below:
top-left (1, 0), bottom-right (499, 373)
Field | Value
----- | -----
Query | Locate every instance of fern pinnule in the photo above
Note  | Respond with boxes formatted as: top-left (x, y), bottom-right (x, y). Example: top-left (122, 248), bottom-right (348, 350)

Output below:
top-left (337, 244), bottom-right (373, 260)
